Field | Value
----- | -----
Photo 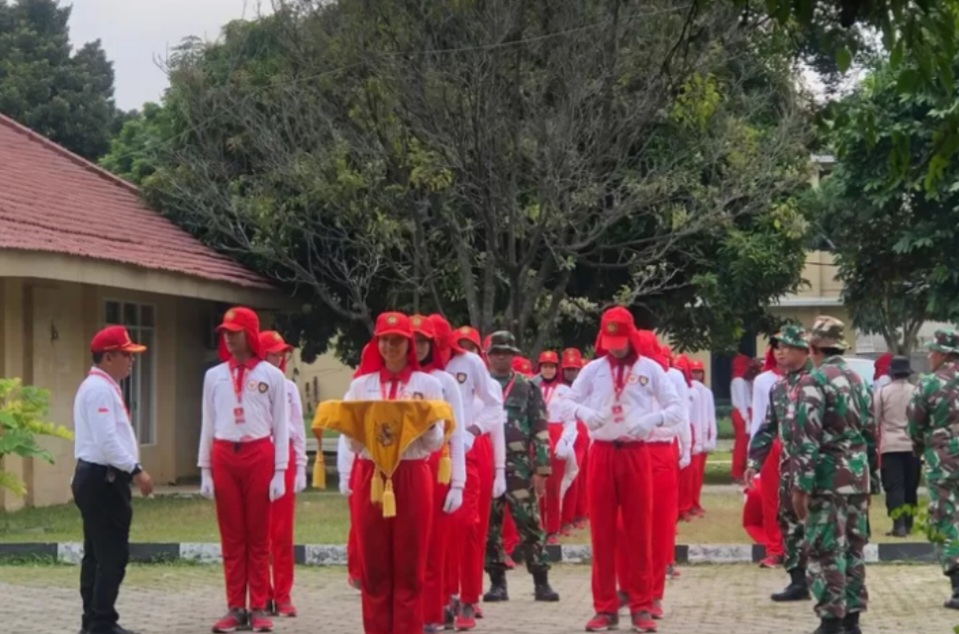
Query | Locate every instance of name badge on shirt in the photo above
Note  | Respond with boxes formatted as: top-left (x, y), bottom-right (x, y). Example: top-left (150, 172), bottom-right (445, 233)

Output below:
top-left (612, 404), bottom-right (625, 424)
top-left (234, 406), bottom-right (246, 425)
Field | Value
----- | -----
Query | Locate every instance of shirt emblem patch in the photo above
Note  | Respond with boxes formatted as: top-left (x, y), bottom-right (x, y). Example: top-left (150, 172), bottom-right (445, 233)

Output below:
top-left (456, 372), bottom-right (467, 384)
top-left (258, 382), bottom-right (269, 393)
top-left (637, 375), bottom-right (649, 386)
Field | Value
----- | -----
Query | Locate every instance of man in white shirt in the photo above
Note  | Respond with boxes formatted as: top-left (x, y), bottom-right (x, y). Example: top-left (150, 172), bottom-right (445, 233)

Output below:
top-left (570, 306), bottom-right (682, 633)
top-left (258, 331), bottom-right (309, 618)
top-left (198, 307), bottom-right (289, 634)
top-left (73, 325), bottom-right (153, 634)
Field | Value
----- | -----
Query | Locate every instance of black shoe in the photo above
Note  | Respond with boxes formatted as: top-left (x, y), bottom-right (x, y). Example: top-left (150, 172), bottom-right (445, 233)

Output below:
top-left (771, 567), bottom-right (811, 602)
top-left (945, 570), bottom-right (959, 609)
top-left (886, 517), bottom-right (908, 537)
top-left (483, 569), bottom-right (509, 602)
top-left (444, 597), bottom-right (459, 629)
top-left (842, 612), bottom-right (861, 634)
top-left (103, 627), bottom-right (140, 634)
top-left (533, 569), bottom-right (559, 602)
top-left (812, 617), bottom-right (843, 634)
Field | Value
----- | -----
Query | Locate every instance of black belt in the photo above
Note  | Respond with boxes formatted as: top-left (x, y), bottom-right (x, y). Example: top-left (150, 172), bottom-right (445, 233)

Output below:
top-left (76, 459), bottom-right (132, 484)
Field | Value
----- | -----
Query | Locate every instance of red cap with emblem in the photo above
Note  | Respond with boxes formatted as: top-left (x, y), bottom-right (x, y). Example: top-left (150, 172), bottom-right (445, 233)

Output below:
top-left (595, 306), bottom-right (641, 358)
top-left (690, 359), bottom-right (705, 372)
top-left (91, 325), bottom-right (147, 354)
top-left (215, 306), bottom-right (262, 361)
top-left (561, 348), bottom-right (584, 369)
top-left (512, 356), bottom-right (534, 376)
top-left (538, 350), bottom-right (559, 366)
top-left (259, 330), bottom-right (293, 372)
top-left (355, 312), bottom-right (420, 377)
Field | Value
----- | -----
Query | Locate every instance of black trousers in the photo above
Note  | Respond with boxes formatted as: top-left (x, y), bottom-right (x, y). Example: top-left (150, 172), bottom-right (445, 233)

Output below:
top-left (72, 460), bottom-right (133, 634)
top-left (881, 451), bottom-right (922, 520)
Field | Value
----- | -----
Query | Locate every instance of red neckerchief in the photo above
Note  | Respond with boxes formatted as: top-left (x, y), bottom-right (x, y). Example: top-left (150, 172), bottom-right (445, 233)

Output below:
top-left (379, 365), bottom-right (414, 400)
top-left (540, 375), bottom-right (559, 403)
top-left (228, 357), bottom-right (260, 405)
top-left (499, 372), bottom-right (518, 400)
top-left (606, 352), bottom-right (637, 402)
top-left (89, 368), bottom-right (130, 421)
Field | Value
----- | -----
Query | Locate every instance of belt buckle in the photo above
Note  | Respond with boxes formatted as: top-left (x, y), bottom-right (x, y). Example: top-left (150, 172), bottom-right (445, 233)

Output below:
top-left (233, 442), bottom-right (242, 453)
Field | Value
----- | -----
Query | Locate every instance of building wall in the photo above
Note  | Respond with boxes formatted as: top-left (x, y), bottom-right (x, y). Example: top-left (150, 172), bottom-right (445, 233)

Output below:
top-left (287, 349), bottom-right (354, 422)
top-left (0, 277), bottom-right (227, 509)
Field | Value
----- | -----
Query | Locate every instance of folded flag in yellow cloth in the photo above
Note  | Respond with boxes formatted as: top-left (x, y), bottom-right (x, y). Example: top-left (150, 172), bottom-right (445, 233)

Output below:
top-left (312, 400), bottom-right (454, 517)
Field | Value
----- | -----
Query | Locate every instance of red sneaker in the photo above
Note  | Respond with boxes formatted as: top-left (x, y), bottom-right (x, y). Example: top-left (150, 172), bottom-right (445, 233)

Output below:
top-left (666, 565), bottom-right (681, 579)
top-left (474, 605), bottom-right (484, 619)
top-left (455, 604), bottom-right (477, 631)
top-left (276, 604), bottom-right (297, 618)
top-left (649, 601), bottom-right (663, 620)
top-left (561, 523), bottom-right (574, 536)
top-left (504, 555), bottom-right (516, 569)
top-left (546, 534), bottom-right (560, 545)
top-left (249, 611), bottom-right (274, 632)
top-left (631, 611), bottom-right (657, 632)
top-left (212, 609), bottom-right (247, 633)
top-left (759, 555), bottom-right (783, 569)
top-left (348, 576), bottom-right (362, 590)
top-left (585, 613), bottom-right (619, 631)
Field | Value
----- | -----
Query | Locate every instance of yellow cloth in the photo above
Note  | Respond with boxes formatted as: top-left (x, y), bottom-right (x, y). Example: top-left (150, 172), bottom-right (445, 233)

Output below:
top-left (312, 399), bottom-right (455, 517)
top-left (311, 450), bottom-right (327, 489)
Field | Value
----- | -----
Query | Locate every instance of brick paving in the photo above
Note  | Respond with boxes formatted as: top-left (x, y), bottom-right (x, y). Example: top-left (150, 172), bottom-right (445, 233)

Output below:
top-left (2, 563), bottom-right (957, 634)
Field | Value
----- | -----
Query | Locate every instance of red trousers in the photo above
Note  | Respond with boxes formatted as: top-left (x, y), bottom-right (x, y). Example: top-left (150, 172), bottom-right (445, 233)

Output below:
top-left (423, 453), bottom-right (451, 624)
top-left (590, 441), bottom-right (653, 614)
top-left (692, 453), bottom-right (707, 512)
top-left (355, 458), bottom-right (433, 634)
top-left (743, 482), bottom-right (765, 544)
top-left (562, 422), bottom-right (589, 525)
top-left (269, 443), bottom-right (297, 606)
top-left (347, 467), bottom-right (363, 583)
top-left (760, 439), bottom-right (784, 557)
top-left (731, 410), bottom-right (748, 480)
top-left (539, 424), bottom-right (566, 535)
top-left (212, 437), bottom-right (274, 610)
top-left (450, 435), bottom-right (493, 605)
top-left (647, 442), bottom-right (679, 601)
top-left (575, 422), bottom-right (589, 520)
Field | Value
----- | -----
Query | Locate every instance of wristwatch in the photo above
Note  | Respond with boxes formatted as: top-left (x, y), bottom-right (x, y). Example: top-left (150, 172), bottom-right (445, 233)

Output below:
top-left (131, 463), bottom-right (143, 476)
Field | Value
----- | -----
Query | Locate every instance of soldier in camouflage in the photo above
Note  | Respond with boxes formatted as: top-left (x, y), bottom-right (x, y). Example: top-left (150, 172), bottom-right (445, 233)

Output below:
top-left (482, 331), bottom-right (559, 603)
top-left (745, 324), bottom-right (813, 603)
top-left (786, 316), bottom-right (877, 634)
top-left (906, 327), bottom-right (959, 610)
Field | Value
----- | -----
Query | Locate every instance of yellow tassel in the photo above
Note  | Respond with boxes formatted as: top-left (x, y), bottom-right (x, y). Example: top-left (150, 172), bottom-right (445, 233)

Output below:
top-left (382, 478), bottom-right (396, 518)
top-left (438, 444), bottom-right (452, 485)
top-left (312, 451), bottom-right (327, 489)
top-left (371, 470), bottom-right (384, 504)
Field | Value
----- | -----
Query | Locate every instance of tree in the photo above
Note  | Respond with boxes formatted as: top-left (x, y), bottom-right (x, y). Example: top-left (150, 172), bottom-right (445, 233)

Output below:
top-left (0, 0), bottom-right (122, 160)
top-left (0, 378), bottom-right (73, 496)
top-left (808, 51), bottom-right (959, 353)
top-left (102, 1), bottom-right (813, 363)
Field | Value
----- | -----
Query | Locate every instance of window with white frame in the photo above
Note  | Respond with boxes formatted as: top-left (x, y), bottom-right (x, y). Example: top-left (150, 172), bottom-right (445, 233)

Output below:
top-left (104, 300), bottom-right (156, 445)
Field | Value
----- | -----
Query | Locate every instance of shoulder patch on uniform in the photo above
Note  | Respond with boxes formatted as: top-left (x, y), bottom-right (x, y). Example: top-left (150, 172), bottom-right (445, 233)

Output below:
top-left (258, 382), bottom-right (269, 393)
top-left (636, 375), bottom-right (647, 386)
top-left (456, 372), bottom-right (467, 384)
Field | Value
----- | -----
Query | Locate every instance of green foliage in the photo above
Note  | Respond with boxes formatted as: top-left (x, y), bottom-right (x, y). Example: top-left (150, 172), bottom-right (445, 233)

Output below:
top-left (101, 1), bottom-right (813, 361)
top-left (0, 0), bottom-right (124, 160)
top-left (0, 378), bottom-right (73, 496)
top-left (807, 48), bottom-right (959, 352)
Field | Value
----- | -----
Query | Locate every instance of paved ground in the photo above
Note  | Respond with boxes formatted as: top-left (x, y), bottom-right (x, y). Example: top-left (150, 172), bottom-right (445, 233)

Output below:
top-left (2, 564), bottom-right (957, 634)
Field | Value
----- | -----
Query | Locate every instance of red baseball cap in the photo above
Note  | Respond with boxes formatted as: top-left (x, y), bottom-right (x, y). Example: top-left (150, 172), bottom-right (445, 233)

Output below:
top-left (538, 351), bottom-right (559, 366)
top-left (411, 314), bottom-right (436, 339)
top-left (690, 360), bottom-right (705, 371)
top-left (259, 330), bottom-right (293, 355)
top-left (375, 312), bottom-right (413, 338)
top-left (561, 348), bottom-right (584, 369)
top-left (599, 306), bottom-right (634, 351)
top-left (91, 325), bottom-right (146, 354)
top-left (456, 325), bottom-right (481, 349)
top-left (216, 306), bottom-right (260, 333)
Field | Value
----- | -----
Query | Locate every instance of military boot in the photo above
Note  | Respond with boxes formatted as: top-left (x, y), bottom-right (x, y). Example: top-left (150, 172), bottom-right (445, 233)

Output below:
top-left (944, 570), bottom-right (959, 610)
top-left (483, 570), bottom-right (508, 602)
top-left (533, 570), bottom-right (559, 602)
top-left (771, 567), bottom-right (810, 602)
top-left (842, 611), bottom-right (861, 634)
top-left (812, 617), bottom-right (843, 634)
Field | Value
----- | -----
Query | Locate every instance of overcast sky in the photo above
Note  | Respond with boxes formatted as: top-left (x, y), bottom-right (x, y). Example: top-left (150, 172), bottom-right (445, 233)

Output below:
top-left (68, 0), bottom-right (272, 110)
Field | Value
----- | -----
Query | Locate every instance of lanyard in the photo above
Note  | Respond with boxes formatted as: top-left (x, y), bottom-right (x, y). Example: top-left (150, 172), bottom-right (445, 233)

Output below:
top-left (89, 368), bottom-right (130, 421)
top-left (541, 382), bottom-right (556, 404)
top-left (501, 374), bottom-right (517, 400)
top-left (231, 365), bottom-right (247, 405)
top-left (607, 358), bottom-right (629, 402)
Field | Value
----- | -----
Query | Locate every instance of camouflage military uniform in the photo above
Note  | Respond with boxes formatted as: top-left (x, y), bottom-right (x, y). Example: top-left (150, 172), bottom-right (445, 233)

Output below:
top-left (787, 317), bottom-right (878, 630)
top-left (747, 325), bottom-right (812, 576)
top-left (483, 334), bottom-right (552, 577)
top-left (907, 328), bottom-right (959, 587)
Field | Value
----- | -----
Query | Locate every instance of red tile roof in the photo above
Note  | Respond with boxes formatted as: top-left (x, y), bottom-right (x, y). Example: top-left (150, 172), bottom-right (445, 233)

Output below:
top-left (0, 113), bottom-right (272, 290)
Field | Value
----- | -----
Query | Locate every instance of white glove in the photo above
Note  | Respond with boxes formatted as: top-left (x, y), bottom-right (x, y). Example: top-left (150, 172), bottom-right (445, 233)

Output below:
top-left (269, 470), bottom-right (286, 501)
top-left (626, 412), bottom-right (661, 440)
top-left (679, 452), bottom-right (692, 469)
top-left (339, 473), bottom-right (352, 497)
top-left (443, 486), bottom-right (465, 514)
top-left (554, 439), bottom-right (571, 460)
top-left (492, 468), bottom-right (507, 498)
top-left (578, 406), bottom-right (607, 431)
top-left (294, 466), bottom-right (307, 493)
top-left (200, 468), bottom-right (215, 499)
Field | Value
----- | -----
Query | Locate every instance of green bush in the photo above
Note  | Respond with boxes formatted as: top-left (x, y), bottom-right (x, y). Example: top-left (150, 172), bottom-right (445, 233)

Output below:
top-left (0, 378), bottom-right (73, 496)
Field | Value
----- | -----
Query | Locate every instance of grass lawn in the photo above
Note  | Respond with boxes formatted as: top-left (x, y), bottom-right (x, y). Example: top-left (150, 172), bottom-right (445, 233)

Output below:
top-left (0, 487), bottom-right (922, 546)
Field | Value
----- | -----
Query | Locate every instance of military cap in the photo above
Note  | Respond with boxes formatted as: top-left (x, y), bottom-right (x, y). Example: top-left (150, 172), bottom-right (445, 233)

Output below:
top-left (807, 315), bottom-right (849, 351)
top-left (925, 327), bottom-right (959, 355)
top-left (486, 330), bottom-right (521, 355)
top-left (774, 324), bottom-right (808, 350)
